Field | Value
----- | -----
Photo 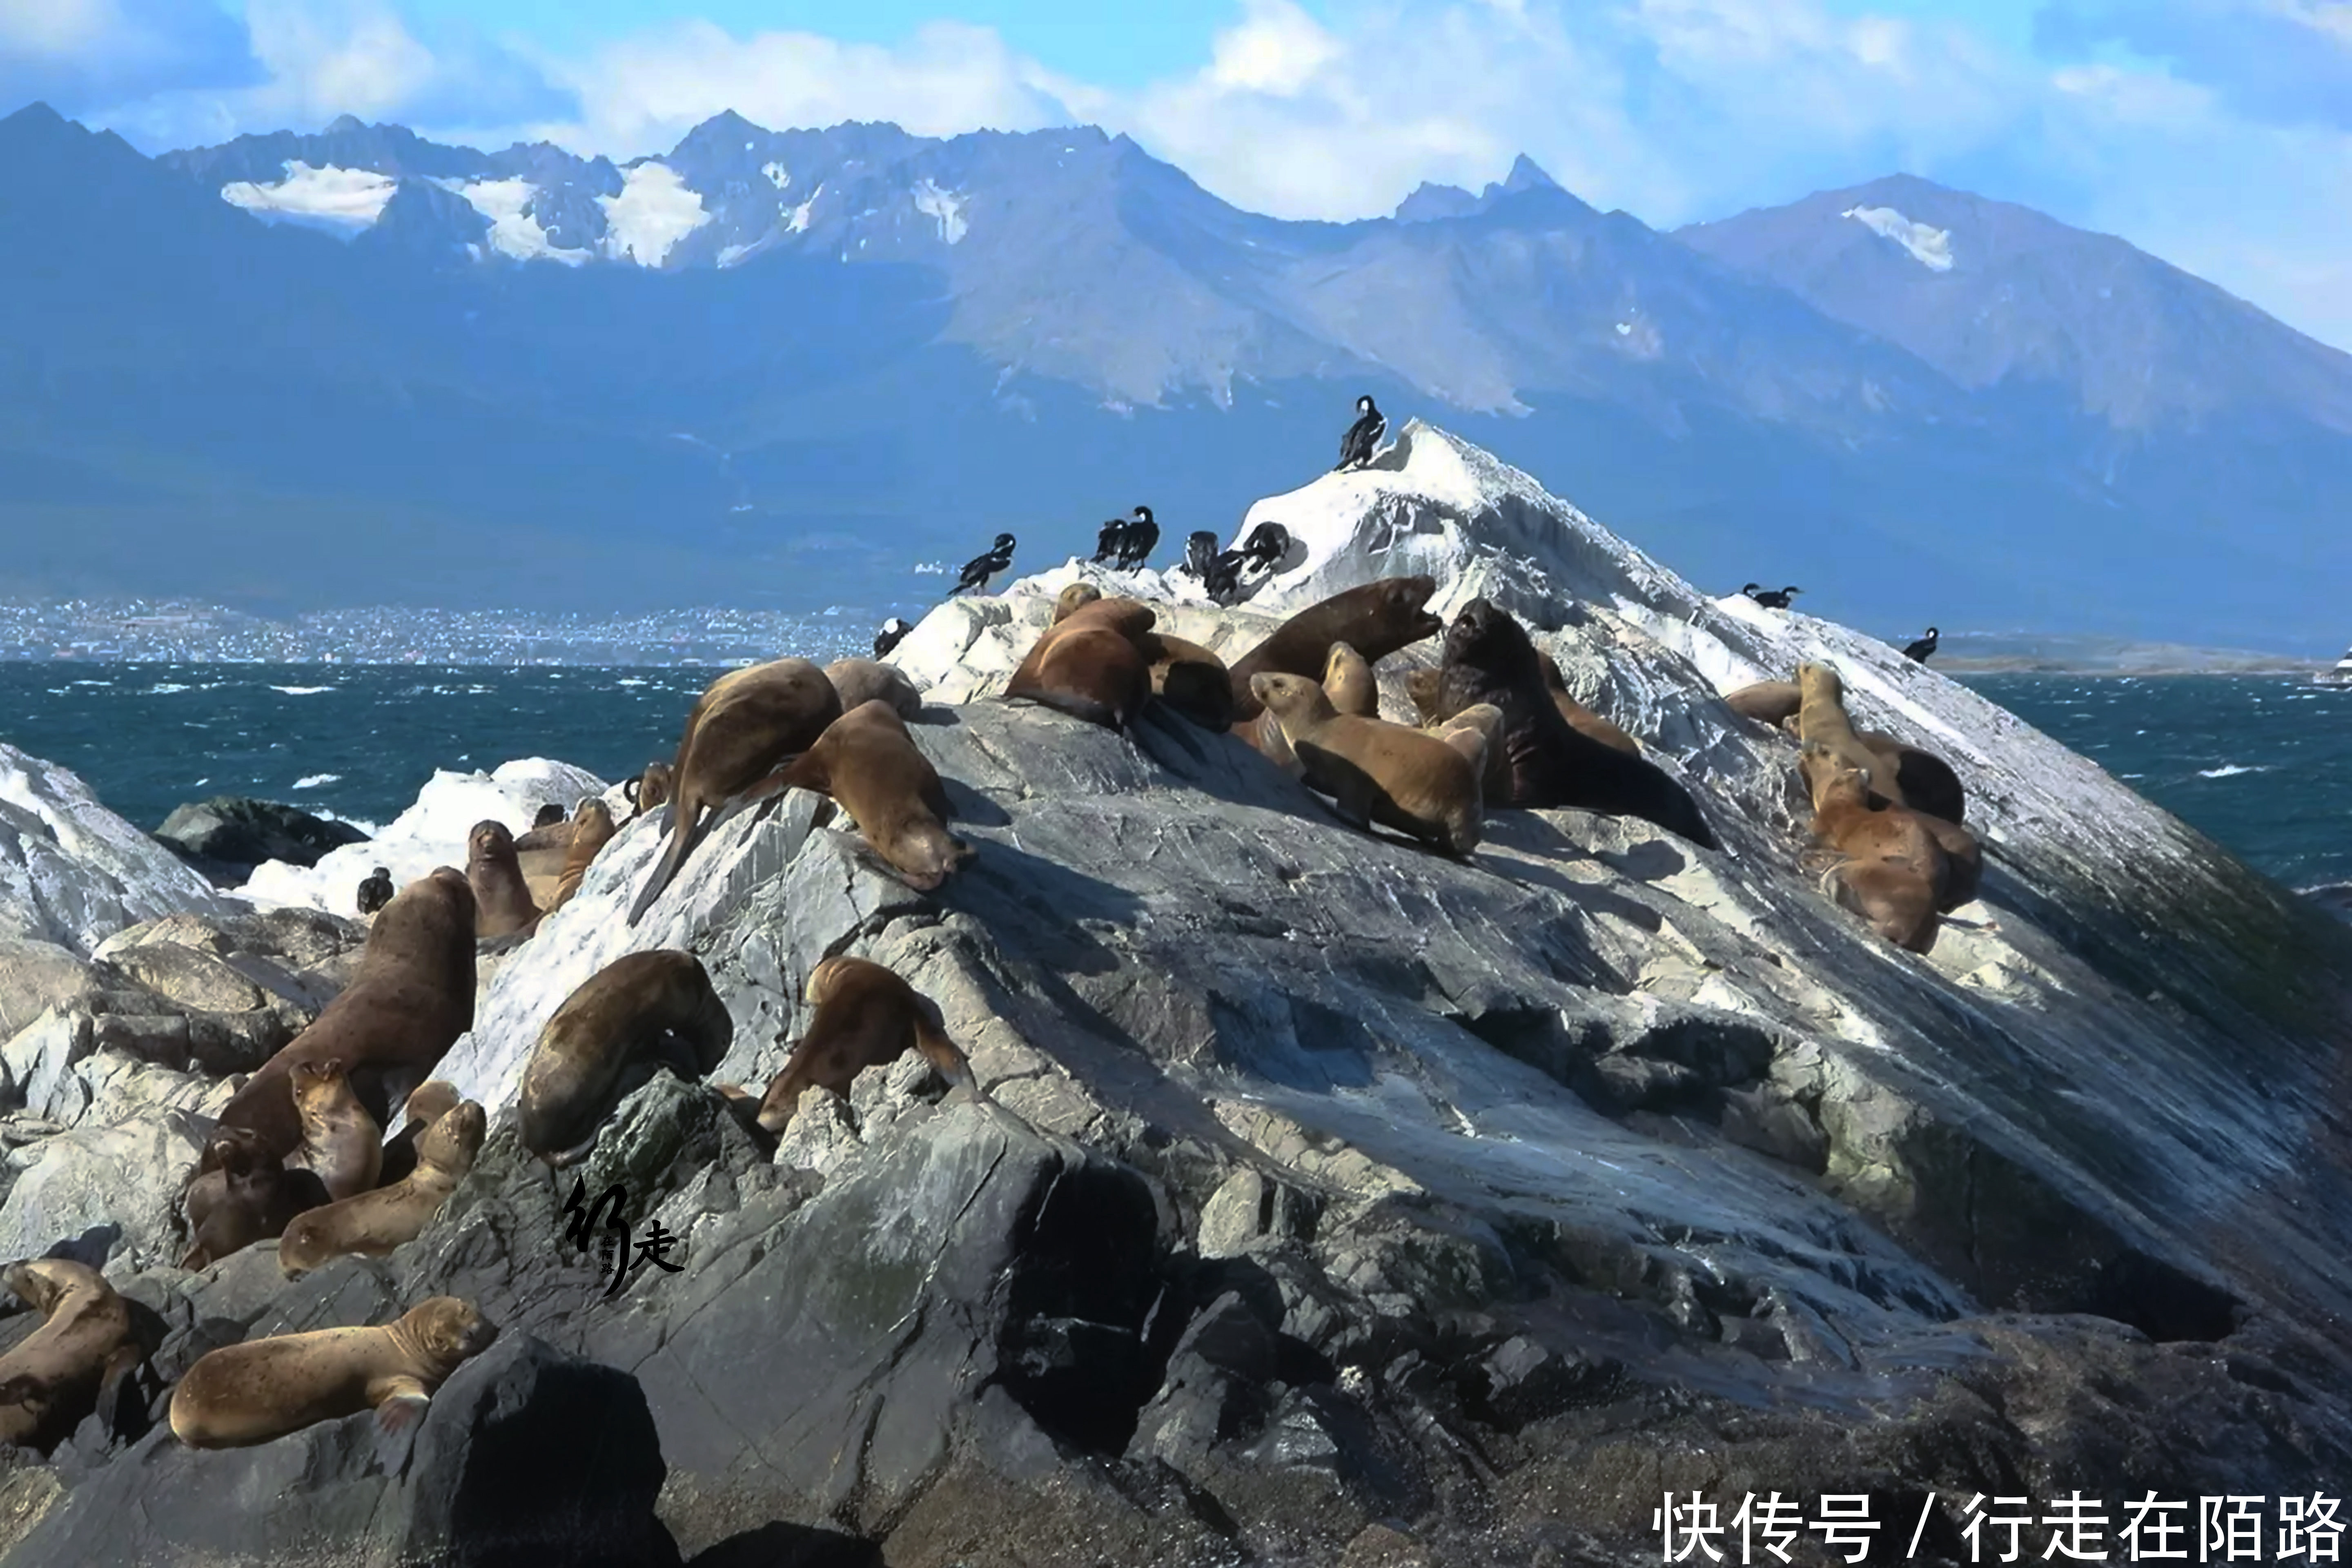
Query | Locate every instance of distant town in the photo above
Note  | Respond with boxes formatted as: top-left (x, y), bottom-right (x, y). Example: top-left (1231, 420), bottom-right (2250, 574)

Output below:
top-left (0, 599), bottom-right (880, 666)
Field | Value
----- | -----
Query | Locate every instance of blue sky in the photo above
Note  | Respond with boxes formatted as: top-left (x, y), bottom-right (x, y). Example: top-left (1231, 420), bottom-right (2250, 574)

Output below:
top-left (2, 0), bottom-right (2347, 352)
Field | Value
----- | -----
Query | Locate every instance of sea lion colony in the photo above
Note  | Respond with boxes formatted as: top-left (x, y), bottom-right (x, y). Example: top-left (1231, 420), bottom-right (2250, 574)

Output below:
top-left (4, 534), bottom-right (1984, 1466)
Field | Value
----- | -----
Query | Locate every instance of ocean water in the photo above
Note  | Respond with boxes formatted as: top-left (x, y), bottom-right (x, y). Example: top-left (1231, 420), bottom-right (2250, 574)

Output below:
top-left (0, 666), bottom-right (2344, 891)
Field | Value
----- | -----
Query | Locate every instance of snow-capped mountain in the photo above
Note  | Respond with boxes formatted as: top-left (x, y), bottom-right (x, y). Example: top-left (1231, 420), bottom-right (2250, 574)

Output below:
top-left (3, 102), bottom-right (2349, 651)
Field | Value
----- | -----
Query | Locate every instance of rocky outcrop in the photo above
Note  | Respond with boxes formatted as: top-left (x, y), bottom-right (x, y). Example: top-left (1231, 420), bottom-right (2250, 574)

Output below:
top-left (0, 424), bottom-right (2347, 1566)
top-left (153, 795), bottom-right (369, 886)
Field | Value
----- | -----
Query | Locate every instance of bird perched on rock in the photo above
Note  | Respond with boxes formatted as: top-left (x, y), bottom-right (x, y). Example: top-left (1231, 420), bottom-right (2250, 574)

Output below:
top-left (1181, 530), bottom-right (1220, 583)
top-left (1115, 506), bottom-right (1158, 570)
top-left (873, 618), bottom-right (912, 658)
top-left (1336, 395), bottom-right (1385, 472)
top-left (1902, 626), bottom-right (1940, 663)
top-left (355, 866), bottom-right (393, 916)
top-left (951, 534), bottom-right (1016, 597)
top-left (1234, 521), bottom-right (1292, 576)
top-left (1090, 520), bottom-right (1125, 564)
top-left (1743, 584), bottom-right (1802, 610)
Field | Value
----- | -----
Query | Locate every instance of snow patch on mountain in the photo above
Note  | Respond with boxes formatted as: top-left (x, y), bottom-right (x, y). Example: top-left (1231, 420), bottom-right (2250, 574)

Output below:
top-left (762, 162), bottom-right (789, 190)
top-left (786, 182), bottom-right (822, 234)
top-left (912, 178), bottom-right (968, 245)
top-left (442, 178), bottom-right (589, 266)
top-left (599, 162), bottom-right (710, 267)
top-left (218, 162), bottom-right (396, 236)
top-left (1841, 205), bottom-right (1955, 272)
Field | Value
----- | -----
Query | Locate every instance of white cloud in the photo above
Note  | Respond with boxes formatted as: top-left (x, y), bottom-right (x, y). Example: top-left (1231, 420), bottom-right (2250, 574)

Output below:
top-left (0, 0), bottom-right (118, 58)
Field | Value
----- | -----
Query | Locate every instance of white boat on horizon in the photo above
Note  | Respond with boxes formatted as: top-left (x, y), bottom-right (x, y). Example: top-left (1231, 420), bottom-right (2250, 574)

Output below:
top-left (2316, 646), bottom-right (2352, 685)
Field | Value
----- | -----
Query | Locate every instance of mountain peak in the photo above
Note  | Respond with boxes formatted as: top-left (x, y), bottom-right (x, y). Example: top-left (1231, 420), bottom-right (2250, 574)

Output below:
top-left (2, 102), bottom-right (65, 130)
top-left (1500, 154), bottom-right (1559, 194)
top-left (1395, 182), bottom-right (1481, 224)
top-left (324, 114), bottom-right (367, 136)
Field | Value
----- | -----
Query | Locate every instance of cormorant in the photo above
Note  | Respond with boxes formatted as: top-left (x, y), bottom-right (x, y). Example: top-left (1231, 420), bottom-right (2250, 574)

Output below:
top-left (1181, 530), bottom-right (1221, 582)
top-left (1234, 521), bottom-right (1291, 574)
top-left (356, 866), bottom-right (393, 916)
top-left (951, 533), bottom-right (1016, 596)
top-left (1090, 520), bottom-right (1125, 564)
top-left (1902, 627), bottom-right (1939, 663)
top-left (1742, 584), bottom-right (1802, 610)
top-left (1336, 395), bottom-right (1385, 472)
top-left (1116, 506), bottom-right (1159, 570)
top-left (874, 617), bottom-right (912, 658)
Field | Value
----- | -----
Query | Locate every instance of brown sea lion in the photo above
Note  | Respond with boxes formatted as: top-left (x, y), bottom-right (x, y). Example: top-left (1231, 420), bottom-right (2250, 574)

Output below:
top-left (218, 868), bottom-right (476, 1161)
top-left (283, 1059), bottom-right (381, 1203)
top-left (1539, 653), bottom-right (1642, 756)
top-left (771, 699), bottom-right (975, 890)
top-left (1004, 595), bottom-right (1156, 730)
top-left (547, 798), bottom-right (617, 912)
top-left (1323, 641), bottom-right (1379, 718)
top-left (518, 951), bottom-right (736, 1167)
top-left (1724, 680), bottom-right (1802, 727)
top-left (278, 1102), bottom-right (487, 1276)
top-left (1228, 577), bottom-right (1445, 722)
top-left (824, 657), bottom-right (922, 720)
top-left (180, 1125), bottom-right (318, 1270)
top-left (466, 820), bottom-right (540, 939)
top-left (168, 1296), bottom-right (497, 1450)
top-left (623, 762), bottom-right (675, 824)
top-left (1437, 599), bottom-right (1717, 848)
top-left (628, 657), bottom-right (844, 926)
top-left (1802, 743), bottom-right (1983, 912)
top-left (756, 956), bottom-right (987, 1134)
top-left (0, 1260), bottom-right (140, 1452)
top-left (1405, 667), bottom-right (1444, 726)
top-left (1142, 630), bottom-right (1234, 731)
top-left (1048, 582), bottom-right (1102, 624)
top-left (1251, 673), bottom-right (1483, 857)
top-left (1855, 733), bottom-right (1967, 826)
top-left (1800, 744), bottom-right (1947, 953)
top-left (1434, 702), bottom-right (1507, 787)
top-left (1796, 662), bottom-right (1908, 810)
top-left (378, 1079), bottom-right (462, 1187)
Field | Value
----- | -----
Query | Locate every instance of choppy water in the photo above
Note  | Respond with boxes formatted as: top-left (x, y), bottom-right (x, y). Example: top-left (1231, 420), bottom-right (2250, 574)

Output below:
top-left (0, 666), bottom-right (2344, 890)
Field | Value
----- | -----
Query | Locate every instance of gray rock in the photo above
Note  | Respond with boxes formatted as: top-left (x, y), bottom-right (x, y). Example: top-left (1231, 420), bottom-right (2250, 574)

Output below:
top-left (154, 796), bottom-right (368, 884)
top-left (0, 744), bottom-right (235, 959)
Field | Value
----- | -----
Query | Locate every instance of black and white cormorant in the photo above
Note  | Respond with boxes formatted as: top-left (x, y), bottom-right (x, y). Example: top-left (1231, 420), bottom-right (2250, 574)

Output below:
top-left (1180, 530), bottom-right (1220, 581)
top-left (1090, 520), bottom-right (1125, 564)
top-left (873, 617), bottom-right (912, 659)
top-left (1742, 583), bottom-right (1802, 610)
top-left (355, 866), bottom-right (394, 916)
top-left (1902, 626), bottom-right (1939, 664)
top-left (951, 533), bottom-right (1017, 596)
top-left (1336, 395), bottom-right (1385, 472)
top-left (1116, 506), bottom-right (1159, 570)
top-left (1234, 521), bottom-right (1291, 574)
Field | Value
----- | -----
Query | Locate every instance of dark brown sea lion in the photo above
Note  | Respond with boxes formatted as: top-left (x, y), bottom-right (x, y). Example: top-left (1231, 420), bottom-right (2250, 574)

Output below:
top-left (1437, 598), bottom-right (1717, 848)
top-left (0, 1260), bottom-right (140, 1452)
top-left (180, 1125), bottom-right (320, 1270)
top-left (278, 1102), bottom-right (487, 1275)
top-left (1539, 653), bottom-right (1641, 756)
top-left (168, 1297), bottom-right (497, 1451)
top-left (1251, 673), bottom-right (1483, 857)
top-left (217, 868), bottom-right (476, 1161)
top-left (628, 657), bottom-right (844, 926)
top-left (284, 1058), bottom-right (381, 1203)
top-left (1143, 631), bottom-right (1234, 731)
top-left (1003, 596), bottom-right (1155, 730)
top-left (1227, 577), bottom-right (1444, 722)
top-left (518, 951), bottom-right (736, 1167)
top-left (1856, 734), bottom-right (1967, 826)
top-left (756, 956), bottom-right (986, 1133)
top-left (772, 700), bottom-right (975, 890)
top-left (466, 820), bottom-right (540, 939)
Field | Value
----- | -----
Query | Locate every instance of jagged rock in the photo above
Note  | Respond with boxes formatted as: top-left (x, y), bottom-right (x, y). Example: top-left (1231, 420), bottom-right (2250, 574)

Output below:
top-left (2, 1333), bottom-right (675, 1568)
top-left (0, 1051), bottom-right (227, 1266)
top-left (154, 795), bottom-right (369, 885)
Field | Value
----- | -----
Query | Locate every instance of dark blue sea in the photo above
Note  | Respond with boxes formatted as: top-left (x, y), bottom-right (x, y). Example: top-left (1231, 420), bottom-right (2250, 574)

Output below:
top-left (1, 666), bottom-right (2345, 892)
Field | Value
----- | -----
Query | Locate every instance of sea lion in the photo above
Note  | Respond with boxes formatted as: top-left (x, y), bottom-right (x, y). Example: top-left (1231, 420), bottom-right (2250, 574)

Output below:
top-left (824, 657), bottom-right (922, 720)
top-left (278, 1102), bottom-right (487, 1276)
top-left (770, 700), bottom-right (975, 890)
top-left (283, 1059), bottom-right (381, 1203)
top-left (1799, 743), bottom-right (1947, 953)
top-left (0, 1260), bottom-right (140, 1452)
top-left (378, 1080), bottom-right (461, 1187)
top-left (628, 657), bottom-right (844, 926)
top-left (1434, 702), bottom-right (1508, 786)
top-left (1250, 673), bottom-right (1483, 857)
top-left (532, 803), bottom-right (566, 830)
top-left (1802, 744), bottom-right (1983, 912)
top-left (1855, 734), bottom-right (1967, 826)
top-left (1539, 653), bottom-right (1642, 756)
top-left (1004, 594), bottom-right (1156, 730)
top-left (466, 820), bottom-right (540, 939)
top-left (1724, 680), bottom-right (1802, 727)
top-left (518, 951), bottom-right (736, 1167)
top-left (1405, 667), bottom-right (1445, 726)
top-left (168, 1296), bottom-right (497, 1451)
top-left (756, 957), bottom-right (987, 1134)
top-left (218, 867), bottom-right (476, 1161)
top-left (623, 762), bottom-right (674, 823)
top-left (1228, 577), bottom-right (1445, 722)
top-left (1437, 598), bottom-right (1717, 848)
top-left (1796, 662), bottom-right (1908, 810)
top-left (547, 798), bottom-right (617, 911)
top-left (1143, 630), bottom-right (1234, 731)
top-left (180, 1125), bottom-right (317, 1270)
top-left (1323, 641), bottom-right (1379, 718)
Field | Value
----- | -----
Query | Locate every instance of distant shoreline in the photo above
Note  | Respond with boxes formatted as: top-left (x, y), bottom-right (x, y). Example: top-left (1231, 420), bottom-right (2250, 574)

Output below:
top-left (1941, 659), bottom-right (2323, 677)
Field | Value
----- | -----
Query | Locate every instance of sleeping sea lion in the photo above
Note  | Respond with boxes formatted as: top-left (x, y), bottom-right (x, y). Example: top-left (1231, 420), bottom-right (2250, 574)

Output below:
top-left (0, 1260), bottom-right (140, 1452)
top-left (278, 1102), bottom-right (487, 1275)
top-left (518, 951), bottom-right (736, 1167)
top-left (547, 798), bottom-right (617, 911)
top-left (1004, 595), bottom-right (1155, 731)
top-left (1250, 672), bottom-right (1483, 857)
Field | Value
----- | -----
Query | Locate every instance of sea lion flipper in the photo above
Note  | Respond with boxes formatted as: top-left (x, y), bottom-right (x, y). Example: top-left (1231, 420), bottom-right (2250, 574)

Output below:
top-left (374, 1389), bottom-right (430, 1477)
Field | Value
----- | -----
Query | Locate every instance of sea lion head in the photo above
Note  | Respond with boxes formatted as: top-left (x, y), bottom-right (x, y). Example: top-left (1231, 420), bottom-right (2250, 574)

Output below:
top-left (1323, 641), bottom-right (1365, 686)
top-left (467, 821), bottom-right (517, 866)
top-left (403, 1296), bottom-right (499, 1370)
top-left (291, 1058), bottom-right (350, 1108)
top-left (892, 825), bottom-right (977, 892)
top-left (1441, 597), bottom-right (1537, 684)
top-left (573, 799), bottom-right (616, 839)
top-left (197, 1124), bottom-right (274, 1177)
top-left (1799, 739), bottom-right (1869, 802)
top-left (532, 804), bottom-right (565, 829)
top-left (0, 1260), bottom-right (71, 1314)
top-left (418, 1100), bottom-right (488, 1173)
top-left (1250, 672), bottom-right (1336, 725)
top-left (400, 1080), bottom-right (462, 1130)
top-left (1373, 576), bottom-right (1444, 648)
top-left (1053, 583), bottom-right (1104, 624)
